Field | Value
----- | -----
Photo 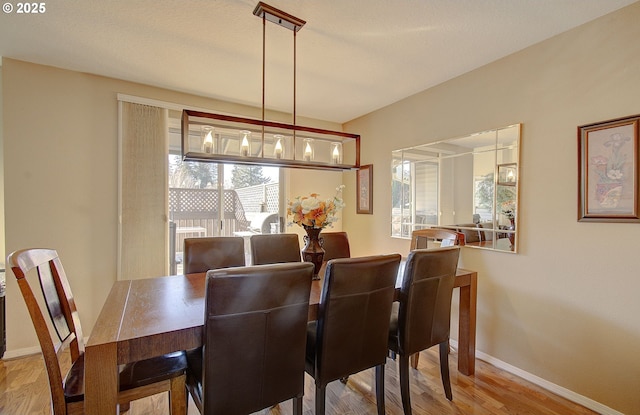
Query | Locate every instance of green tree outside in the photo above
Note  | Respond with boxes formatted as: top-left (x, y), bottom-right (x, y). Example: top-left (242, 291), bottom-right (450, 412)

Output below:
top-left (169, 155), bottom-right (218, 189)
top-left (231, 165), bottom-right (271, 189)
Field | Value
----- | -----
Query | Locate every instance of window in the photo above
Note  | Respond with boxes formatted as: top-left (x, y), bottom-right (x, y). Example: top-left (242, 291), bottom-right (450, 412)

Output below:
top-left (168, 112), bottom-right (284, 272)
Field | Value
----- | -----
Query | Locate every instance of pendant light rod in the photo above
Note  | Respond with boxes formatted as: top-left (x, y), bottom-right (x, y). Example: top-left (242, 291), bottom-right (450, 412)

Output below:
top-left (254, 2), bottom-right (305, 126)
top-left (262, 13), bottom-right (266, 123)
top-left (293, 29), bottom-right (297, 126)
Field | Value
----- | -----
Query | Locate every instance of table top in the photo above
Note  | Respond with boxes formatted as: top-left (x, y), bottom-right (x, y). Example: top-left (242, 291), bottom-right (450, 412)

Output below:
top-left (87, 266), bottom-right (475, 365)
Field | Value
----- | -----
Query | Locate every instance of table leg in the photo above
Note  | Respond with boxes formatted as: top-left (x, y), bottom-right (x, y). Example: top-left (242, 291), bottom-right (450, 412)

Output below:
top-left (457, 272), bottom-right (477, 375)
top-left (85, 342), bottom-right (119, 414)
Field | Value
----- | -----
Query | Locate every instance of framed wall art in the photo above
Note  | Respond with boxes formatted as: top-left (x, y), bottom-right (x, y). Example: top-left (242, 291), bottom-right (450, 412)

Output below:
top-left (357, 164), bottom-right (373, 214)
top-left (497, 163), bottom-right (517, 186)
top-left (578, 114), bottom-right (640, 222)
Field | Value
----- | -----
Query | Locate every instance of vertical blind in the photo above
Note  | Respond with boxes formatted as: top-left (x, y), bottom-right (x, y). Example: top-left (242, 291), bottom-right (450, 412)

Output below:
top-left (119, 102), bottom-right (168, 280)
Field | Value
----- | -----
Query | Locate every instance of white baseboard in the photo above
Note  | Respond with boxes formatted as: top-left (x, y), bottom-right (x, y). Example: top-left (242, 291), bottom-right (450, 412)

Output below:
top-left (2, 336), bottom-right (92, 360)
top-left (2, 345), bottom-right (41, 360)
top-left (450, 339), bottom-right (622, 415)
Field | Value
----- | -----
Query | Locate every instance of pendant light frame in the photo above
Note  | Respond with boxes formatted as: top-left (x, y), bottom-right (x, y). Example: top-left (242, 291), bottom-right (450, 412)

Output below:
top-left (181, 2), bottom-right (360, 171)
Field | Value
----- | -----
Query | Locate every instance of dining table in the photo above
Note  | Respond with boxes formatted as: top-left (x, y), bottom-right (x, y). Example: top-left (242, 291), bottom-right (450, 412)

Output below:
top-left (84, 264), bottom-right (477, 414)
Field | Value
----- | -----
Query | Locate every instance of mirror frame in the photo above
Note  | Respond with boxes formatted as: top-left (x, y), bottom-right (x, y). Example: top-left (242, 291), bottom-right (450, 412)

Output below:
top-left (391, 124), bottom-right (521, 253)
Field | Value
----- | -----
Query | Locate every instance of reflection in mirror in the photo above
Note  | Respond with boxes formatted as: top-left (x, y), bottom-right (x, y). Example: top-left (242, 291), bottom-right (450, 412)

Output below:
top-left (391, 124), bottom-right (520, 253)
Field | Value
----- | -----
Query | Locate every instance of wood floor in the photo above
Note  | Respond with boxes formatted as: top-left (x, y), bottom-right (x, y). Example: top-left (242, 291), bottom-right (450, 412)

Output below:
top-left (0, 347), bottom-right (597, 415)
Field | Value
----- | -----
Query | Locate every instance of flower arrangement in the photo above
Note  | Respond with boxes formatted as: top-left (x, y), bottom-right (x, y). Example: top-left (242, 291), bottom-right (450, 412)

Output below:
top-left (287, 186), bottom-right (345, 229)
top-left (501, 200), bottom-right (516, 220)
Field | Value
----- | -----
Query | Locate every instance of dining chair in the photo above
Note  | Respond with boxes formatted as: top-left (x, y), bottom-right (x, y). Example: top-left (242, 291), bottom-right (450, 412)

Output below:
top-left (305, 254), bottom-right (401, 415)
top-left (409, 228), bottom-right (465, 250)
top-left (250, 233), bottom-right (301, 265)
top-left (388, 246), bottom-right (460, 414)
top-left (185, 262), bottom-right (314, 415)
top-left (183, 236), bottom-right (245, 274)
top-left (319, 231), bottom-right (351, 261)
top-left (406, 232), bottom-right (463, 370)
top-left (8, 248), bottom-right (187, 415)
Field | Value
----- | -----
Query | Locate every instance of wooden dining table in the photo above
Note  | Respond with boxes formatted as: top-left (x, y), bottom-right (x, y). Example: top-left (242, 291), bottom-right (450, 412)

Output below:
top-left (84, 265), bottom-right (477, 414)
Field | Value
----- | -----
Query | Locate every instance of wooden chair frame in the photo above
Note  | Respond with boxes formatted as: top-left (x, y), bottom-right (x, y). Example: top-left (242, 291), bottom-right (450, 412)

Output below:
top-left (8, 248), bottom-right (186, 415)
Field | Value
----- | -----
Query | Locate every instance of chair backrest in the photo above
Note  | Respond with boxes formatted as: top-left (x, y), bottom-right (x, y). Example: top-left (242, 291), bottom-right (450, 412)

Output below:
top-left (396, 247), bottom-right (460, 356)
top-left (8, 248), bottom-right (84, 415)
top-left (183, 236), bottom-right (245, 274)
top-left (250, 233), bottom-right (301, 265)
top-left (410, 228), bottom-right (465, 250)
top-left (313, 254), bottom-right (401, 385)
top-left (201, 262), bottom-right (314, 414)
top-left (319, 232), bottom-right (351, 261)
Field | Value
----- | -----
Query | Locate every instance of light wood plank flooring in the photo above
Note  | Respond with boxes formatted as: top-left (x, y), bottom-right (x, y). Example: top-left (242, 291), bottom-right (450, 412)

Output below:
top-left (0, 347), bottom-right (597, 415)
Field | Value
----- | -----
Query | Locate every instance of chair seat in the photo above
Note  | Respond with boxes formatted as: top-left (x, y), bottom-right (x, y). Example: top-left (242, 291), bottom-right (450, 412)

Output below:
top-left (64, 351), bottom-right (187, 403)
top-left (184, 348), bottom-right (204, 410)
top-left (388, 302), bottom-right (400, 353)
top-left (304, 321), bottom-right (318, 376)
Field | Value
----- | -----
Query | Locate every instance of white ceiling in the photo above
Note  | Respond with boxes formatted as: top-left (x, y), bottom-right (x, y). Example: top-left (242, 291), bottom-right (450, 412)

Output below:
top-left (0, 0), bottom-right (636, 123)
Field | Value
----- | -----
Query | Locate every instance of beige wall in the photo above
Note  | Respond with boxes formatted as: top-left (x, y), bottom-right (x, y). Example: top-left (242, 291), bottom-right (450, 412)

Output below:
top-left (0, 64), bottom-right (5, 263)
top-left (343, 3), bottom-right (640, 414)
top-left (1, 57), bottom-right (342, 352)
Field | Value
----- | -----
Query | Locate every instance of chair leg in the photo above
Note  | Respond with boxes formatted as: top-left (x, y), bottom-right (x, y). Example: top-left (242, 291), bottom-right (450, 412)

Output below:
top-left (439, 341), bottom-right (453, 401)
top-left (399, 354), bottom-right (412, 415)
top-left (315, 385), bottom-right (326, 415)
top-left (293, 395), bottom-right (303, 415)
top-left (410, 352), bottom-right (419, 369)
top-left (375, 364), bottom-right (386, 415)
top-left (169, 374), bottom-right (188, 414)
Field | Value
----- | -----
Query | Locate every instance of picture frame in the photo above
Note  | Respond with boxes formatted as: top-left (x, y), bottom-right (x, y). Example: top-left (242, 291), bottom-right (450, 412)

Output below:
top-left (357, 164), bottom-right (373, 214)
top-left (497, 163), bottom-right (517, 186)
top-left (578, 114), bottom-right (640, 222)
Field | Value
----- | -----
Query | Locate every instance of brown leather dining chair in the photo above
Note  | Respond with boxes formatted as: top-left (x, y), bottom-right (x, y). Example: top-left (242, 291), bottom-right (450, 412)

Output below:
top-left (305, 254), bottom-right (402, 415)
top-left (319, 231), bottom-right (351, 261)
top-left (406, 231), bottom-right (463, 370)
top-left (8, 248), bottom-right (188, 415)
top-left (409, 228), bottom-right (465, 250)
top-left (250, 233), bottom-right (301, 265)
top-left (183, 236), bottom-right (245, 274)
top-left (388, 246), bottom-right (460, 414)
top-left (185, 262), bottom-right (314, 415)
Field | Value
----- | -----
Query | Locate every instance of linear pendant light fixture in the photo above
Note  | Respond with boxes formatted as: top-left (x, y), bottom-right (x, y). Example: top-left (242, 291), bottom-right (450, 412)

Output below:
top-left (181, 2), bottom-right (360, 171)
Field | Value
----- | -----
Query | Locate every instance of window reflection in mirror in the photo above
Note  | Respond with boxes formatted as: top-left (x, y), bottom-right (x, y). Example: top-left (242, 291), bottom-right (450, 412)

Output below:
top-left (391, 124), bottom-right (520, 253)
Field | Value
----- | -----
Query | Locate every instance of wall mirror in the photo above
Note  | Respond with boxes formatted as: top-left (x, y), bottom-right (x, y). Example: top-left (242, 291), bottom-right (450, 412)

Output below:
top-left (391, 124), bottom-right (521, 253)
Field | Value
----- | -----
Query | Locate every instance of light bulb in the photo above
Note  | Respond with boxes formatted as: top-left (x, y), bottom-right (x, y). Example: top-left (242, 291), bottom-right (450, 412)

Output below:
top-left (332, 145), bottom-right (340, 164)
top-left (303, 139), bottom-right (313, 161)
top-left (201, 127), bottom-right (214, 153)
top-left (240, 131), bottom-right (251, 156)
top-left (274, 136), bottom-right (284, 159)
